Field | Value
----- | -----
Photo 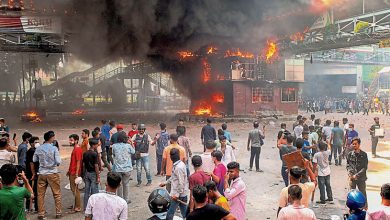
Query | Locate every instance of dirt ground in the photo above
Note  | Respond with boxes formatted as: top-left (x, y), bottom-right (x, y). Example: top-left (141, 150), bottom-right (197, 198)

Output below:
top-left (4, 110), bottom-right (389, 220)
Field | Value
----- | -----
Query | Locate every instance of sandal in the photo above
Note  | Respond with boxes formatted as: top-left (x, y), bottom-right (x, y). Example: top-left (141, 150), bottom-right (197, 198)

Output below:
top-left (67, 206), bottom-right (74, 210)
top-left (65, 209), bottom-right (81, 214)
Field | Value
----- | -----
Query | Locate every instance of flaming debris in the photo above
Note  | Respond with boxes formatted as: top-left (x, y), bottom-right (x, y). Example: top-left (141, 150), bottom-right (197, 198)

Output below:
top-left (178, 51), bottom-right (195, 60)
top-left (225, 49), bottom-right (255, 59)
top-left (21, 111), bottom-right (42, 123)
top-left (207, 47), bottom-right (218, 55)
top-left (72, 109), bottom-right (87, 115)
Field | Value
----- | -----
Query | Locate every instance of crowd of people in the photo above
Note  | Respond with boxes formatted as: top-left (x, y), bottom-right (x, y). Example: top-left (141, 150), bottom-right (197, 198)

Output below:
top-left (0, 114), bottom-right (389, 220)
top-left (300, 97), bottom-right (390, 116)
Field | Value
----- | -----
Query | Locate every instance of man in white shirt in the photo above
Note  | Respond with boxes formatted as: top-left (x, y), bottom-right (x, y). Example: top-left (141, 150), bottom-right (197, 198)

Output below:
top-left (293, 120), bottom-right (304, 139)
top-left (85, 172), bottom-right (128, 220)
top-left (278, 185), bottom-right (316, 220)
top-left (313, 142), bottom-right (333, 204)
top-left (200, 140), bottom-right (216, 173)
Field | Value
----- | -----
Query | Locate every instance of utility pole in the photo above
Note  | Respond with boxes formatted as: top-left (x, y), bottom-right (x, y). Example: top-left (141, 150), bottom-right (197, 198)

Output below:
top-left (362, 0), bottom-right (365, 14)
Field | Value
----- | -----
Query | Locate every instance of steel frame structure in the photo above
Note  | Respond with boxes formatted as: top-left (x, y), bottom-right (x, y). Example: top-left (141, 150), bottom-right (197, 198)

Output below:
top-left (284, 9), bottom-right (390, 55)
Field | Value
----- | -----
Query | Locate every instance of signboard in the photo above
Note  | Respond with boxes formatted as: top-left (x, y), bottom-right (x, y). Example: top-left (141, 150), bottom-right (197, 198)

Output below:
top-left (311, 10), bottom-right (334, 30)
top-left (21, 16), bottom-right (62, 34)
top-left (0, 16), bottom-right (62, 34)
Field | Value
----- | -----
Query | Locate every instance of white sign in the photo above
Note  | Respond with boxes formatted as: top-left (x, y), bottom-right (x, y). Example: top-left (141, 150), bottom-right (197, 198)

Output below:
top-left (20, 16), bottom-right (62, 34)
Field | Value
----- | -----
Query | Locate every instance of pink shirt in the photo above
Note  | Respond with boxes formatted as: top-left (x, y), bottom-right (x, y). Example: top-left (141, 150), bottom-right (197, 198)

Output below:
top-left (366, 205), bottom-right (390, 220)
top-left (225, 177), bottom-right (246, 220)
top-left (277, 205), bottom-right (316, 220)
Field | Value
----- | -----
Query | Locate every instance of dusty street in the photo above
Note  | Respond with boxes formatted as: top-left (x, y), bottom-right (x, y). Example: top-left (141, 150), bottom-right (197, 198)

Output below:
top-left (5, 111), bottom-right (387, 220)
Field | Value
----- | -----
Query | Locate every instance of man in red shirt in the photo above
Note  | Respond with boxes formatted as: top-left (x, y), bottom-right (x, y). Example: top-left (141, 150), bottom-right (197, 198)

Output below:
top-left (66, 134), bottom-right (83, 213)
top-left (188, 155), bottom-right (211, 213)
top-left (128, 123), bottom-right (138, 139)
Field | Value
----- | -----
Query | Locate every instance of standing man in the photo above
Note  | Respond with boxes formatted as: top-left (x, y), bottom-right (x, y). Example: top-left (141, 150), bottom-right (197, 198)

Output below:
top-left (80, 129), bottom-right (90, 153)
top-left (25, 136), bottom-right (39, 212)
top-left (93, 127), bottom-right (111, 171)
top-left (152, 123), bottom-right (170, 176)
top-left (363, 99), bottom-right (370, 115)
top-left (66, 134), bottom-right (83, 214)
top-left (369, 117), bottom-right (381, 158)
top-left (205, 180), bottom-right (230, 211)
top-left (101, 120), bottom-right (111, 164)
top-left (322, 120), bottom-right (332, 144)
top-left (201, 118), bottom-right (216, 152)
top-left (293, 120), bottom-right (304, 139)
top-left (330, 121), bottom-right (344, 166)
top-left (346, 137), bottom-right (368, 208)
top-left (161, 134), bottom-right (186, 192)
top-left (132, 124), bottom-right (152, 187)
top-left (82, 138), bottom-right (100, 211)
top-left (278, 135), bottom-right (297, 187)
top-left (110, 124), bottom-right (126, 145)
top-left (247, 121), bottom-right (265, 172)
top-left (344, 124), bottom-right (359, 159)
top-left (17, 132), bottom-right (32, 169)
top-left (224, 162), bottom-right (247, 220)
top-left (85, 172), bottom-right (128, 220)
top-left (159, 148), bottom-right (189, 220)
top-left (177, 126), bottom-right (191, 176)
top-left (222, 123), bottom-right (232, 143)
top-left (188, 155), bottom-right (210, 213)
top-left (33, 131), bottom-right (62, 219)
top-left (200, 140), bottom-right (216, 174)
top-left (313, 142), bottom-right (333, 204)
top-left (112, 132), bottom-right (135, 204)
top-left (176, 118), bottom-right (186, 136)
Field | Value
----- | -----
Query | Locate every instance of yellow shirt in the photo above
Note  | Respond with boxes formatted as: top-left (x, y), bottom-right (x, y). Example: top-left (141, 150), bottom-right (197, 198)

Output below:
top-left (215, 196), bottom-right (230, 211)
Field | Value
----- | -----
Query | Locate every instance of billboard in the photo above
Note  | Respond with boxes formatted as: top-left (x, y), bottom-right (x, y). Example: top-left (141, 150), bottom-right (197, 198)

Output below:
top-left (0, 16), bottom-right (62, 34)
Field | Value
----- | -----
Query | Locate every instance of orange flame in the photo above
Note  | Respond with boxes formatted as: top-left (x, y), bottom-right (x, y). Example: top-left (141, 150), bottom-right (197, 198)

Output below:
top-left (178, 51), bottom-right (194, 59)
top-left (225, 48), bottom-right (254, 59)
top-left (207, 46), bottom-right (218, 54)
top-left (202, 58), bottom-right (211, 84)
top-left (194, 102), bottom-right (212, 115)
top-left (212, 93), bottom-right (224, 103)
top-left (72, 109), bottom-right (87, 115)
top-left (264, 40), bottom-right (279, 63)
top-left (25, 111), bottom-right (42, 122)
top-left (290, 27), bottom-right (309, 42)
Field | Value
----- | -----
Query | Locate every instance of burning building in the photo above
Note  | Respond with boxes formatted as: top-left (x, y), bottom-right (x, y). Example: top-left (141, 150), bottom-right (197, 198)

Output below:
top-left (182, 45), bottom-right (304, 116)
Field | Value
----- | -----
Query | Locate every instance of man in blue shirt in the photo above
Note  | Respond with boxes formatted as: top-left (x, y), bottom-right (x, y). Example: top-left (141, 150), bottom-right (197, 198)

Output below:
top-left (101, 120), bottom-right (111, 164)
top-left (344, 124), bottom-right (358, 159)
top-left (222, 123), bottom-right (232, 143)
top-left (151, 123), bottom-right (169, 176)
top-left (330, 121), bottom-right (344, 166)
top-left (17, 132), bottom-right (32, 169)
top-left (33, 130), bottom-right (62, 219)
top-left (112, 132), bottom-right (135, 204)
top-left (0, 118), bottom-right (9, 133)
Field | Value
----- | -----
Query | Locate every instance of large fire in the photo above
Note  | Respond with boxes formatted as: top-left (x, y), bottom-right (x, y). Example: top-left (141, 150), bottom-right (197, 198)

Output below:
top-left (264, 40), bottom-right (279, 63)
top-left (178, 51), bottom-right (194, 59)
top-left (201, 58), bottom-right (212, 84)
top-left (194, 102), bottom-right (212, 115)
top-left (225, 48), bottom-right (254, 59)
